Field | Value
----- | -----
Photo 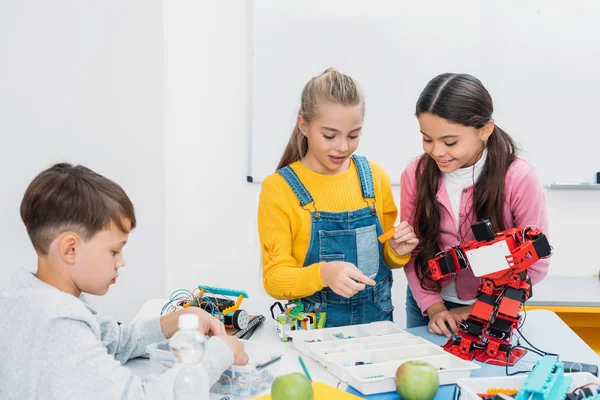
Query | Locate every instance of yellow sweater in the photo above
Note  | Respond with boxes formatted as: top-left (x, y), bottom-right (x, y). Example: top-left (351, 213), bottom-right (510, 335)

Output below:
top-left (258, 159), bottom-right (410, 300)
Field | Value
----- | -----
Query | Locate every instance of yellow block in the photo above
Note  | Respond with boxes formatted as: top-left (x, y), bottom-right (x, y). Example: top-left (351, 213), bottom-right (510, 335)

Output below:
top-left (222, 293), bottom-right (245, 315)
top-left (251, 382), bottom-right (363, 400)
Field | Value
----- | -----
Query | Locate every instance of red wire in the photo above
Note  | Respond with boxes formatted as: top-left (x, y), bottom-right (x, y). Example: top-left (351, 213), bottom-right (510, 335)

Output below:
top-left (570, 382), bottom-right (600, 394)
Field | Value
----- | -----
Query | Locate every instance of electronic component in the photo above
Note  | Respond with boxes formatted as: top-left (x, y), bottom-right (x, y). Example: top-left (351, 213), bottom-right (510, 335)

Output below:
top-left (161, 285), bottom-right (250, 330)
top-left (270, 300), bottom-right (326, 341)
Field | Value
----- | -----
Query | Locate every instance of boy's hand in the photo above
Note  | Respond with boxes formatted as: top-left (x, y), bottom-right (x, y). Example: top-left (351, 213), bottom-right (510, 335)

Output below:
top-left (184, 307), bottom-right (226, 336)
top-left (218, 335), bottom-right (249, 365)
top-left (160, 307), bottom-right (226, 339)
top-left (320, 261), bottom-right (376, 298)
top-left (388, 221), bottom-right (419, 256)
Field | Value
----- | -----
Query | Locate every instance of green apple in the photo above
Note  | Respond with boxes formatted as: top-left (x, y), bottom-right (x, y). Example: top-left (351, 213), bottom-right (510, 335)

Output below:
top-left (271, 373), bottom-right (314, 400)
top-left (395, 360), bottom-right (439, 400)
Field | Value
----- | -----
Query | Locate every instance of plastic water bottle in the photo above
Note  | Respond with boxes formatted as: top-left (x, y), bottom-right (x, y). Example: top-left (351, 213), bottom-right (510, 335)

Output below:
top-left (169, 313), bottom-right (209, 400)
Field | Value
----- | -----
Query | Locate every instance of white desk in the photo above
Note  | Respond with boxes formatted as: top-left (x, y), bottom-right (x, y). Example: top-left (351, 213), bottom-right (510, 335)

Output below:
top-left (126, 299), bottom-right (600, 398)
top-left (524, 275), bottom-right (600, 354)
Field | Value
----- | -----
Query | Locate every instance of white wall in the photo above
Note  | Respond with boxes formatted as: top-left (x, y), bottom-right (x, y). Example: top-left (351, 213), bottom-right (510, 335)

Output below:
top-left (162, 0), bottom-right (272, 317)
top-left (0, 0), bottom-right (165, 322)
top-left (163, 1), bottom-right (600, 330)
top-left (1, 1), bottom-right (598, 325)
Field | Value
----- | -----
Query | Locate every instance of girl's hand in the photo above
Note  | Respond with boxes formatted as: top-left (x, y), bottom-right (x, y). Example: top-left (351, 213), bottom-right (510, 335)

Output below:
top-left (388, 221), bottom-right (419, 256)
top-left (450, 305), bottom-right (474, 321)
top-left (426, 304), bottom-right (463, 338)
top-left (320, 261), bottom-right (376, 298)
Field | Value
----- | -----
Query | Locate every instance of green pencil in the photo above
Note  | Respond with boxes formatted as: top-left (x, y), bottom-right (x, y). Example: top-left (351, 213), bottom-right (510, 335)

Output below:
top-left (297, 355), bottom-right (313, 382)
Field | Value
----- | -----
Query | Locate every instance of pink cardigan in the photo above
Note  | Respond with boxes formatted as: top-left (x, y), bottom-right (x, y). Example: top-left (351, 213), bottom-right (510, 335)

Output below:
top-left (401, 156), bottom-right (550, 314)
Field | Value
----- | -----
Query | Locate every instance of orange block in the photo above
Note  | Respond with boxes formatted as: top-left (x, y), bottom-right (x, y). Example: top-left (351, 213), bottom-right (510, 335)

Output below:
top-left (378, 228), bottom-right (395, 243)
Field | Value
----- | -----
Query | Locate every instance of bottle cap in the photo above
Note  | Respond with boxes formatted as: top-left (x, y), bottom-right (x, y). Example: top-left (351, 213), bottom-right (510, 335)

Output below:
top-left (178, 313), bottom-right (199, 330)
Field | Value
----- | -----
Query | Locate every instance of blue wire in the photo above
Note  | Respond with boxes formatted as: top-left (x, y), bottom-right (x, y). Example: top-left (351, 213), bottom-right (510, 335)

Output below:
top-left (161, 288), bottom-right (195, 315)
top-left (161, 288), bottom-right (234, 317)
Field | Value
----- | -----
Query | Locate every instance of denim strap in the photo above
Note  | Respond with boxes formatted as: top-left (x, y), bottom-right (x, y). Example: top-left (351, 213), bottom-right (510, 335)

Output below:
top-left (277, 166), bottom-right (314, 206)
top-left (278, 156), bottom-right (375, 205)
top-left (352, 155), bottom-right (375, 200)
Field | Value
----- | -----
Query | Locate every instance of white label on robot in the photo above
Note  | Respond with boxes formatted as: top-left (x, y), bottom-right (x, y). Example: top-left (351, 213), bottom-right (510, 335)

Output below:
top-left (465, 240), bottom-right (511, 277)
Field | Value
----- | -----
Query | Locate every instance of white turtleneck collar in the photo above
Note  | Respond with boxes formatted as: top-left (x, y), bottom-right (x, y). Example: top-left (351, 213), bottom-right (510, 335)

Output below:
top-left (444, 147), bottom-right (488, 184)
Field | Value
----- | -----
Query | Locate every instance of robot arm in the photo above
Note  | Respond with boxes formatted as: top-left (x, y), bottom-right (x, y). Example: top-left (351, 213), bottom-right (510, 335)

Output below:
top-left (429, 220), bottom-right (551, 283)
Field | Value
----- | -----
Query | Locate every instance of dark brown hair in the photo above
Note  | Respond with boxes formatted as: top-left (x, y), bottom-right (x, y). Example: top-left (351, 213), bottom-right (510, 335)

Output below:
top-left (413, 73), bottom-right (518, 291)
top-left (277, 67), bottom-right (365, 170)
top-left (20, 163), bottom-right (136, 255)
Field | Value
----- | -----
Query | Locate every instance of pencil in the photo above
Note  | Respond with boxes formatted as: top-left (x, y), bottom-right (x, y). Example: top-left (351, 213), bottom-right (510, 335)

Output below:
top-left (297, 355), bottom-right (312, 382)
top-left (255, 355), bottom-right (282, 371)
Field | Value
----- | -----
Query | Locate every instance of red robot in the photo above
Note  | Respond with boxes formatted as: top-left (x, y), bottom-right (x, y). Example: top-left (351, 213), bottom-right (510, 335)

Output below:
top-left (428, 219), bottom-right (552, 366)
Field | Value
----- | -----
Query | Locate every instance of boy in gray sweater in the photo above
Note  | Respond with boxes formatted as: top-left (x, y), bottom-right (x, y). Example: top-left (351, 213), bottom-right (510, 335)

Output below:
top-left (0, 163), bottom-right (248, 399)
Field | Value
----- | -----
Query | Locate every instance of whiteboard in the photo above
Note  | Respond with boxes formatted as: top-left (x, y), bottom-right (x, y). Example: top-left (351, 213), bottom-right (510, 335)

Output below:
top-left (248, 0), bottom-right (600, 185)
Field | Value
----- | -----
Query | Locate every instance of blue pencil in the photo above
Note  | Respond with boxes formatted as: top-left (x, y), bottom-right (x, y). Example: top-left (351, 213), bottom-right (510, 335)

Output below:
top-left (297, 355), bottom-right (313, 382)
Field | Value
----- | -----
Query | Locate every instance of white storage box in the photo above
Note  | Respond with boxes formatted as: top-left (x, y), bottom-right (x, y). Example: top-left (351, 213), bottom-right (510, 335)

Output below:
top-left (145, 339), bottom-right (281, 399)
top-left (456, 371), bottom-right (600, 400)
top-left (286, 321), bottom-right (480, 395)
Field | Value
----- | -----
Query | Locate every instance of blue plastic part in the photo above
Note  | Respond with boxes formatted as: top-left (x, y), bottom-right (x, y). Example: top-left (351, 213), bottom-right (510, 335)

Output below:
top-left (197, 285), bottom-right (248, 298)
top-left (515, 356), bottom-right (572, 400)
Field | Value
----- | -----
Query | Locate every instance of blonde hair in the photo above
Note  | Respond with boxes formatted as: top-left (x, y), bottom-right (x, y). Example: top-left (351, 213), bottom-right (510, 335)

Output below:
top-left (276, 68), bottom-right (365, 170)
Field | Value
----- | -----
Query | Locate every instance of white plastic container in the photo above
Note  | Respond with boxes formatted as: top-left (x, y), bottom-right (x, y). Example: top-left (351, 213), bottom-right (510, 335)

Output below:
top-left (146, 339), bottom-right (281, 399)
top-left (344, 354), bottom-right (479, 395)
top-left (324, 345), bottom-right (446, 383)
top-left (456, 371), bottom-right (600, 400)
top-left (286, 321), bottom-right (480, 395)
top-left (146, 340), bottom-right (176, 375)
top-left (210, 363), bottom-right (275, 399)
top-left (289, 321), bottom-right (405, 360)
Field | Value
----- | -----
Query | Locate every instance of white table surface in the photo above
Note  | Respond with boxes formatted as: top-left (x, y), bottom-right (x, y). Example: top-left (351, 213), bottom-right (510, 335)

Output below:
top-left (125, 299), bottom-right (600, 398)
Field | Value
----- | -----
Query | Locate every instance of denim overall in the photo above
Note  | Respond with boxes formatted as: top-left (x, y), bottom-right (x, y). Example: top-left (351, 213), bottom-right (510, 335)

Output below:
top-left (277, 155), bottom-right (394, 327)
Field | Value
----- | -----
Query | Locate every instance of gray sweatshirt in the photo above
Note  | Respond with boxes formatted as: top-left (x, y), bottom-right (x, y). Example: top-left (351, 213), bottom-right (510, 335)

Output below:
top-left (0, 270), bottom-right (234, 399)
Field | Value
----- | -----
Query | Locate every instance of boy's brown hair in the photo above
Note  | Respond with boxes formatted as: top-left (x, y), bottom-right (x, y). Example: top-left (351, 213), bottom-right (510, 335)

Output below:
top-left (20, 163), bottom-right (136, 255)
